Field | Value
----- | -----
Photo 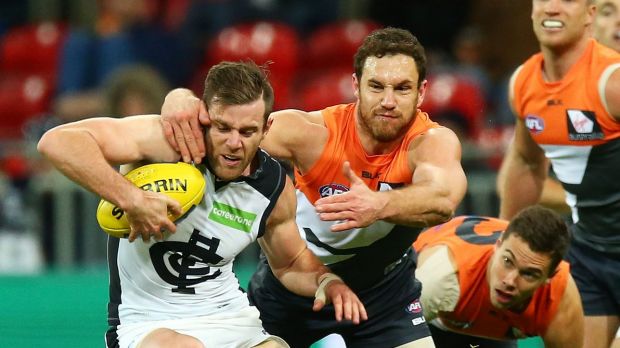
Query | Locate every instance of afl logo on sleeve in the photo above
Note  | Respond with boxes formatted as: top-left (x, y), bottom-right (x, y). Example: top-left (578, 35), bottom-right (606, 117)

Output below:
top-left (525, 115), bottom-right (545, 134)
top-left (566, 109), bottom-right (604, 141)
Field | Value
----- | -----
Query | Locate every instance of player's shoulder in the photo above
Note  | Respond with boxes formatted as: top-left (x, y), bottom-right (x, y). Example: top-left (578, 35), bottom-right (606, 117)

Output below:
top-left (253, 150), bottom-right (287, 186)
top-left (408, 125), bottom-right (461, 153)
top-left (271, 108), bottom-right (323, 125)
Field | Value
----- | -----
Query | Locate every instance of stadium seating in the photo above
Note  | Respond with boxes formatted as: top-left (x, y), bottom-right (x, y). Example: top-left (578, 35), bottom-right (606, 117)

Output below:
top-left (297, 68), bottom-right (355, 111)
top-left (421, 72), bottom-right (486, 139)
top-left (0, 21), bottom-right (67, 80)
top-left (0, 74), bottom-right (53, 139)
top-left (0, 22), bottom-right (67, 139)
top-left (200, 21), bottom-right (301, 110)
top-left (303, 19), bottom-right (381, 73)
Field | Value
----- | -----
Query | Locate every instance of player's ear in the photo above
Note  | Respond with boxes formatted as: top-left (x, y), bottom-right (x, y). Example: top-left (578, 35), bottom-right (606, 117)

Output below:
top-left (265, 114), bottom-right (274, 133)
top-left (495, 237), bottom-right (503, 250)
top-left (417, 79), bottom-right (428, 108)
top-left (352, 73), bottom-right (360, 98)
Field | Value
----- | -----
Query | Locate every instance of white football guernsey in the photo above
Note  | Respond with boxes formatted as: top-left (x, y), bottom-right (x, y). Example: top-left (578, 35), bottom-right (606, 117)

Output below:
top-left (107, 150), bottom-right (286, 325)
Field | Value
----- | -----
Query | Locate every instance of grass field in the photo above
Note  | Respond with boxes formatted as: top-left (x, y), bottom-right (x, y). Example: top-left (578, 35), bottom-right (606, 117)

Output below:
top-left (0, 265), bottom-right (543, 347)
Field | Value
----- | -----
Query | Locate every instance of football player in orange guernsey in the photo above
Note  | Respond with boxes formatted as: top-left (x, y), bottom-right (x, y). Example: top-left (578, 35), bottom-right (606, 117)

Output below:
top-left (413, 205), bottom-right (583, 348)
top-left (497, 1), bottom-right (620, 347)
top-left (38, 61), bottom-right (366, 348)
top-left (539, 0), bottom-right (620, 214)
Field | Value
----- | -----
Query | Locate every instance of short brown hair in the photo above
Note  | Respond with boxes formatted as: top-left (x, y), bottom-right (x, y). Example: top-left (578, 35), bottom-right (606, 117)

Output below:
top-left (353, 27), bottom-right (427, 87)
top-left (502, 205), bottom-right (570, 276)
top-left (202, 61), bottom-right (274, 124)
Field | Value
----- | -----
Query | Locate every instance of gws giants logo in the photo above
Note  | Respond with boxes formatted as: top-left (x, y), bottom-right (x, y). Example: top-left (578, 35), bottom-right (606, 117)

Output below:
top-left (319, 183), bottom-right (349, 198)
top-left (525, 115), bottom-right (545, 134)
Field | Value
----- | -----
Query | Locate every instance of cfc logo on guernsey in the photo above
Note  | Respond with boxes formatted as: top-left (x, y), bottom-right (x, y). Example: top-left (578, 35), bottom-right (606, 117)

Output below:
top-left (525, 115), bottom-right (545, 134)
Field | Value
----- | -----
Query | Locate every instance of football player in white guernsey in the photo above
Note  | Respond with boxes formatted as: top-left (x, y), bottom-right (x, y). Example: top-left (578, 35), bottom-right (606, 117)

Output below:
top-left (38, 61), bottom-right (367, 348)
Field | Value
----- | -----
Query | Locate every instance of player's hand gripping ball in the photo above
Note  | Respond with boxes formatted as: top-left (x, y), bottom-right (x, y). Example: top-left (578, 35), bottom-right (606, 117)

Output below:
top-left (96, 162), bottom-right (205, 238)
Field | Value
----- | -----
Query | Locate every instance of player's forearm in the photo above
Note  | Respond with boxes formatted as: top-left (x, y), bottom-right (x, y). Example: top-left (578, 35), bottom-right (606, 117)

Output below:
top-left (379, 181), bottom-right (461, 228)
top-left (539, 178), bottom-right (570, 214)
top-left (37, 127), bottom-right (141, 210)
top-left (497, 151), bottom-right (546, 220)
top-left (165, 87), bottom-right (196, 101)
top-left (273, 248), bottom-right (331, 297)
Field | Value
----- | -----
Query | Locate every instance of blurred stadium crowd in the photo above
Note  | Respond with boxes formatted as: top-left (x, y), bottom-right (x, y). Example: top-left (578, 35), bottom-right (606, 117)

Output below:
top-left (0, 0), bottom-right (538, 271)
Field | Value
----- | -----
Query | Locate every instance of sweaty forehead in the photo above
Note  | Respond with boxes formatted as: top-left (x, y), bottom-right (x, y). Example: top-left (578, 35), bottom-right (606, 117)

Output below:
top-left (210, 101), bottom-right (265, 128)
top-left (362, 55), bottom-right (419, 84)
top-left (501, 235), bottom-right (552, 272)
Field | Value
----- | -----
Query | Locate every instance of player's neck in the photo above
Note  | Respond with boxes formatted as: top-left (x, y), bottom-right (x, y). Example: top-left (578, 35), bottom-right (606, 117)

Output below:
top-left (540, 36), bottom-right (591, 82)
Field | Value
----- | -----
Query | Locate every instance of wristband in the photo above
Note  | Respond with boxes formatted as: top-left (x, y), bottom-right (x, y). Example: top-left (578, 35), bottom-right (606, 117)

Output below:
top-left (314, 272), bottom-right (343, 304)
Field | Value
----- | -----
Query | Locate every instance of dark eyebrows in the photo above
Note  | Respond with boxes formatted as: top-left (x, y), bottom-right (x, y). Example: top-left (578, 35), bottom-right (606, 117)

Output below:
top-left (211, 117), bottom-right (260, 132)
top-left (210, 116), bottom-right (225, 126)
top-left (504, 249), bottom-right (544, 277)
top-left (366, 78), bottom-right (415, 87)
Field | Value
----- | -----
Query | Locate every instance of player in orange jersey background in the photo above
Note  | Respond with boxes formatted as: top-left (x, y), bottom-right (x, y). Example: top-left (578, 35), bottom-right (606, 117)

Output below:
top-left (497, 1), bottom-right (620, 347)
top-left (413, 205), bottom-right (583, 348)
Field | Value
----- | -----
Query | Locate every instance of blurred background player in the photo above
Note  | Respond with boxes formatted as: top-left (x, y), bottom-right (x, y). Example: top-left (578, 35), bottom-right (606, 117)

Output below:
top-left (497, 1), bottom-right (620, 347)
top-left (538, 0), bottom-right (620, 215)
top-left (593, 0), bottom-right (620, 52)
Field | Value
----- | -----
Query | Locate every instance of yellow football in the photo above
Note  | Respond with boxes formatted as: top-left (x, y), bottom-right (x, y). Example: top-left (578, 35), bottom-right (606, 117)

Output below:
top-left (96, 162), bottom-right (205, 238)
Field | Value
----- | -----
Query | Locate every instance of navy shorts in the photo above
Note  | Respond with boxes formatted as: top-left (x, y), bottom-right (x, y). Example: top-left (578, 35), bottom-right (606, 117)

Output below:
top-left (566, 239), bottom-right (620, 316)
top-left (429, 324), bottom-right (517, 348)
top-left (247, 254), bottom-right (431, 348)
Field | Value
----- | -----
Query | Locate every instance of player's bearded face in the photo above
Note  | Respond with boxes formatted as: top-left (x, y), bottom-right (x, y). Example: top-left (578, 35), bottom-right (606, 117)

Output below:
top-left (487, 235), bottom-right (551, 310)
top-left (355, 55), bottom-right (421, 142)
top-left (204, 100), bottom-right (266, 181)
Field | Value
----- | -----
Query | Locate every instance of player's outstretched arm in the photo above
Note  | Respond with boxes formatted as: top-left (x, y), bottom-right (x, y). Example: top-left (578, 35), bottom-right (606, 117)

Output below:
top-left (542, 275), bottom-right (584, 348)
top-left (315, 127), bottom-right (466, 231)
top-left (497, 68), bottom-right (549, 220)
top-left (37, 115), bottom-right (182, 241)
top-left (160, 87), bottom-right (327, 170)
top-left (259, 176), bottom-right (368, 324)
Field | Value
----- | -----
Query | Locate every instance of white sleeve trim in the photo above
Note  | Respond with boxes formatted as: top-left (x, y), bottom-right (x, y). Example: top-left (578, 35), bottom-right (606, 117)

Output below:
top-left (508, 65), bottom-right (524, 117)
top-left (598, 63), bottom-right (620, 116)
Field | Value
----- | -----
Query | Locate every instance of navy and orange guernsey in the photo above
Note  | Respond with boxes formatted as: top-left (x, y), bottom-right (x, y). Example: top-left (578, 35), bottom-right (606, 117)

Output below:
top-left (413, 216), bottom-right (570, 340)
top-left (294, 102), bottom-right (439, 290)
top-left (512, 39), bottom-right (620, 253)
